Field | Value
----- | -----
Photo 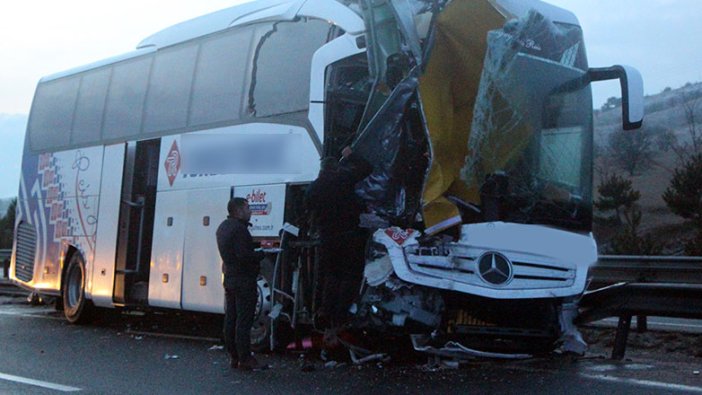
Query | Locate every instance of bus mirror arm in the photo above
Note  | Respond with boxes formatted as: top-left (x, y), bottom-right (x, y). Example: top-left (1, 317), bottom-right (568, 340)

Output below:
top-left (588, 66), bottom-right (644, 130)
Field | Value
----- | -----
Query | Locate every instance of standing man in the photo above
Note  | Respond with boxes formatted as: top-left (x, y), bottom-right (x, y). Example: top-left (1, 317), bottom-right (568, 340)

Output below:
top-left (216, 197), bottom-right (266, 371)
top-left (306, 146), bottom-right (373, 329)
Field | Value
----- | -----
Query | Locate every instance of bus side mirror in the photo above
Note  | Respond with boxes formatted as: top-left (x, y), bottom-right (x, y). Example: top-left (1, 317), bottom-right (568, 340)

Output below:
top-left (588, 66), bottom-right (644, 130)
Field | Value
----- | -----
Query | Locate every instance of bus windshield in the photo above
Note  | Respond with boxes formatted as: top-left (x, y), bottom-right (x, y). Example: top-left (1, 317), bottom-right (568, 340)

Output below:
top-left (462, 13), bottom-right (593, 231)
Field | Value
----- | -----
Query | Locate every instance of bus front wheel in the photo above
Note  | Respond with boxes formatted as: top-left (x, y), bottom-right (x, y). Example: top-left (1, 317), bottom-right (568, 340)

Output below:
top-left (62, 252), bottom-right (93, 324)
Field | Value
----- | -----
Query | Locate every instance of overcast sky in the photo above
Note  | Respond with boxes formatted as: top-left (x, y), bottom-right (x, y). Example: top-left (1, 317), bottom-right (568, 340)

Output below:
top-left (1, 0), bottom-right (700, 115)
top-left (0, 0), bottom-right (700, 198)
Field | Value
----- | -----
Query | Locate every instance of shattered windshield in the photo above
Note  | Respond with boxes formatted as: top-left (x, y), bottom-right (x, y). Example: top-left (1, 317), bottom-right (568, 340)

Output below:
top-left (461, 11), bottom-right (593, 231)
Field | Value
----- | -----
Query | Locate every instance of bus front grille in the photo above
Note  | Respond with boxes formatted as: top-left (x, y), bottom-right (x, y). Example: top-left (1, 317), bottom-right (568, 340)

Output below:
top-left (14, 222), bottom-right (37, 283)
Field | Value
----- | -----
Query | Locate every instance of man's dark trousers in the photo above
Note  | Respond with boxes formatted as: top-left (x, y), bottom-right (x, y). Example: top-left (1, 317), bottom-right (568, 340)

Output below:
top-left (224, 276), bottom-right (258, 360)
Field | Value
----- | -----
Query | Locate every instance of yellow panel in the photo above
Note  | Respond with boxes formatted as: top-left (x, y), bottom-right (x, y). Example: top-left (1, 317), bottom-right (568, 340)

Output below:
top-left (419, 0), bottom-right (506, 234)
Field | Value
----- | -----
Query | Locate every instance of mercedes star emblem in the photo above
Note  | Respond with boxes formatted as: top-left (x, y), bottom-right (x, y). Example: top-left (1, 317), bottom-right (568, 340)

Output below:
top-left (477, 252), bottom-right (513, 286)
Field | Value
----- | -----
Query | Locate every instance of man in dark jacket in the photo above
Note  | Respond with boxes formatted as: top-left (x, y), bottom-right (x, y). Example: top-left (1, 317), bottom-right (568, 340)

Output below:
top-left (306, 146), bottom-right (373, 328)
top-left (216, 197), bottom-right (266, 371)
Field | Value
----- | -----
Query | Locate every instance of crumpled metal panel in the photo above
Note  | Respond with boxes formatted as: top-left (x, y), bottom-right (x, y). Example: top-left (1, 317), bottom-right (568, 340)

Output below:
top-left (461, 10), bottom-right (584, 194)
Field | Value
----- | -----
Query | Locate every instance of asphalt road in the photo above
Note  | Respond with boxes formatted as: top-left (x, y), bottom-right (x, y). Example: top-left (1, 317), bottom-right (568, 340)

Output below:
top-left (2, 298), bottom-right (702, 394)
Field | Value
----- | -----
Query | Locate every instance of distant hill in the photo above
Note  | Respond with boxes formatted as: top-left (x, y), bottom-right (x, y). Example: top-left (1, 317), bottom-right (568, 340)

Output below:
top-left (0, 114), bottom-right (27, 199)
top-left (594, 81), bottom-right (702, 145)
top-left (593, 82), bottom-right (702, 254)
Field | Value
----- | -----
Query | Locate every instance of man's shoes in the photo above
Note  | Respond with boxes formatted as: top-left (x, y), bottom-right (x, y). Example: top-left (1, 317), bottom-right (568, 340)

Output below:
top-left (237, 356), bottom-right (269, 371)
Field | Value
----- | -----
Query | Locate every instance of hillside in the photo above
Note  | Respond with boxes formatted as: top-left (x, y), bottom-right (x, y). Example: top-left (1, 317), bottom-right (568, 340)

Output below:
top-left (593, 82), bottom-right (702, 254)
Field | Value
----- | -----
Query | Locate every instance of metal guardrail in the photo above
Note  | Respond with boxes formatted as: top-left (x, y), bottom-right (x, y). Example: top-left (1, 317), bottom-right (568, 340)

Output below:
top-left (589, 255), bottom-right (702, 286)
top-left (582, 255), bottom-right (702, 360)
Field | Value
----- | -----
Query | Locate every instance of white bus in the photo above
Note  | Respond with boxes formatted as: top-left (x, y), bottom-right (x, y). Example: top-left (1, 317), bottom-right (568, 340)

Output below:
top-left (11, 0), bottom-right (643, 356)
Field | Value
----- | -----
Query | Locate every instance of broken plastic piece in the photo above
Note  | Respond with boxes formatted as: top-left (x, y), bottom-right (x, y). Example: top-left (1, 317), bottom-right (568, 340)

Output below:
top-left (558, 300), bottom-right (587, 355)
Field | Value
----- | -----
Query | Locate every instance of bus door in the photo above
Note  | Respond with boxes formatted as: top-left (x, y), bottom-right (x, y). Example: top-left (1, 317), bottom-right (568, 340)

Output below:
top-left (113, 138), bottom-right (160, 305)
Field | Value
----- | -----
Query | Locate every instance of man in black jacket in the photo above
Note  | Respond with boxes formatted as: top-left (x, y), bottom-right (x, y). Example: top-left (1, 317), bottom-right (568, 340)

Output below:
top-left (216, 197), bottom-right (266, 371)
top-left (306, 146), bottom-right (373, 328)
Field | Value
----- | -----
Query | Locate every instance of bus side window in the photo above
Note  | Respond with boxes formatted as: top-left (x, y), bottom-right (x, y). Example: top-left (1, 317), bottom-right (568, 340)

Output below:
top-left (28, 77), bottom-right (80, 151)
top-left (103, 57), bottom-right (152, 140)
top-left (248, 19), bottom-right (332, 118)
top-left (190, 27), bottom-right (253, 127)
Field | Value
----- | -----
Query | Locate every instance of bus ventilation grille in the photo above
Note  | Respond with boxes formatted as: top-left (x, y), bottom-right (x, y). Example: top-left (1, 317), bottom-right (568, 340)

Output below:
top-left (14, 222), bottom-right (37, 282)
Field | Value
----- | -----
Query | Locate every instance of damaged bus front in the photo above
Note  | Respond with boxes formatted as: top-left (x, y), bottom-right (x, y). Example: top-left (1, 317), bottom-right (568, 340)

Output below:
top-left (309, 0), bottom-right (645, 356)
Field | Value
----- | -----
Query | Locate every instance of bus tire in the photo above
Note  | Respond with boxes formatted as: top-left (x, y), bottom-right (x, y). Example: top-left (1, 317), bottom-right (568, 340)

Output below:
top-left (251, 257), bottom-right (290, 352)
top-left (62, 252), bottom-right (93, 324)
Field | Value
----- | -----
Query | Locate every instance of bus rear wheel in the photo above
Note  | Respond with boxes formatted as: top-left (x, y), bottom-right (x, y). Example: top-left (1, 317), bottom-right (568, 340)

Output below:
top-left (62, 252), bottom-right (93, 324)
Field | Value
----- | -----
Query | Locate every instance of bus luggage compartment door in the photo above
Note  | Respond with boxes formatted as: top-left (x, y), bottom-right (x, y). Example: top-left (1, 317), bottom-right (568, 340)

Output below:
top-left (181, 188), bottom-right (230, 314)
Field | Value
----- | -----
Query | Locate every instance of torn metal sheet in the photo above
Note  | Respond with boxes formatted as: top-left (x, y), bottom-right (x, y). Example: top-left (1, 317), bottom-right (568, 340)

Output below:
top-left (461, 9), bottom-right (593, 230)
top-left (410, 334), bottom-right (531, 360)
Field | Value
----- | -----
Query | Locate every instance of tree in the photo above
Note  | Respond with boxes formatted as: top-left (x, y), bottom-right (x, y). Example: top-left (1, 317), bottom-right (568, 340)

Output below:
top-left (663, 154), bottom-right (702, 255)
top-left (595, 174), bottom-right (660, 254)
top-left (679, 88), bottom-right (702, 156)
top-left (663, 153), bottom-right (702, 228)
top-left (607, 127), bottom-right (654, 177)
top-left (0, 198), bottom-right (17, 249)
top-left (608, 207), bottom-right (662, 255)
top-left (595, 173), bottom-right (640, 225)
top-left (656, 128), bottom-right (678, 153)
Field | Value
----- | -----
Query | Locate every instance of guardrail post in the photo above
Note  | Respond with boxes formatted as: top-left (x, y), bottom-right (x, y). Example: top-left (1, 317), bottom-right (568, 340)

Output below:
top-left (612, 314), bottom-right (632, 360)
top-left (636, 315), bottom-right (647, 333)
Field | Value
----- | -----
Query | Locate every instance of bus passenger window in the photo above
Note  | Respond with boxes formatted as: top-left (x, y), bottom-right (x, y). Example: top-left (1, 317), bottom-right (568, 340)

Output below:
top-left (190, 27), bottom-right (253, 127)
top-left (103, 57), bottom-right (152, 140)
top-left (144, 44), bottom-right (198, 134)
top-left (72, 68), bottom-right (110, 145)
top-left (248, 19), bottom-right (332, 118)
top-left (28, 77), bottom-right (80, 151)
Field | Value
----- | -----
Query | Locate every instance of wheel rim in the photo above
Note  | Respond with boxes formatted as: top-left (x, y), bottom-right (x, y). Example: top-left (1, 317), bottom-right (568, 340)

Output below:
top-left (250, 274), bottom-right (272, 344)
top-left (66, 260), bottom-right (83, 312)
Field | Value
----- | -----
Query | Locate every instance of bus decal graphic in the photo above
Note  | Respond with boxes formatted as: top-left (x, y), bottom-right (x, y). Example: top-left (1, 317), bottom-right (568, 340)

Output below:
top-left (246, 189), bottom-right (271, 216)
top-left (71, 152), bottom-right (96, 254)
top-left (164, 140), bottom-right (181, 186)
top-left (32, 151), bottom-right (98, 259)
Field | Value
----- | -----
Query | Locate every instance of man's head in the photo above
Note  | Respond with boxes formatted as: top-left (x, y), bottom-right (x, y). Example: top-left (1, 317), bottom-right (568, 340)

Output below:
top-left (227, 197), bottom-right (251, 222)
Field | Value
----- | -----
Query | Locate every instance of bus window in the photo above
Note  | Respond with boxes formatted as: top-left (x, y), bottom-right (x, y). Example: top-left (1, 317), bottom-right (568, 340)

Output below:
top-left (190, 27), bottom-right (253, 127)
top-left (323, 54), bottom-right (371, 157)
top-left (72, 67), bottom-right (110, 145)
top-left (28, 76), bottom-right (80, 151)
top-left (144, 44), bottom-right (198, 134)
top-left (103, 56), bottom-right (152, 140)
top-left (249, 19), bottom-right (332, 118)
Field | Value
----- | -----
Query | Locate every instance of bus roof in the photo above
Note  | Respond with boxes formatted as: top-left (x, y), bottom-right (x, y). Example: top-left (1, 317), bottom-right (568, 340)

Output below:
top-left (137, 0), bottom-right (305, 50)
top-left (40, 0), bottom-right (365, 84)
